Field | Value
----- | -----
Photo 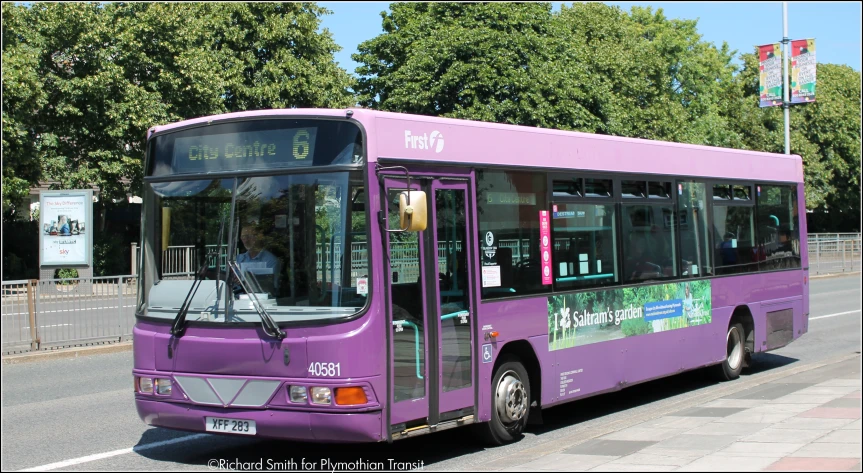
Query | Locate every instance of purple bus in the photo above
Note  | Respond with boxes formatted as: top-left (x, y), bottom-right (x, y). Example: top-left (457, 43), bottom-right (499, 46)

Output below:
top-left (134, 108), bottom-right (808, 445)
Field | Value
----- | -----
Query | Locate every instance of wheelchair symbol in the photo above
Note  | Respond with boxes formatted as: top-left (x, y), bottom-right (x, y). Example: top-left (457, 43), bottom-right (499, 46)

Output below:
top-left (482, 344), bottom-right (493, 363)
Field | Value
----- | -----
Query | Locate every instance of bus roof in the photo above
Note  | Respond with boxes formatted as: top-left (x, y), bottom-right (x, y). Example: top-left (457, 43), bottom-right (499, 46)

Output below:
top-left (149, 108), bottom-right (803, 183)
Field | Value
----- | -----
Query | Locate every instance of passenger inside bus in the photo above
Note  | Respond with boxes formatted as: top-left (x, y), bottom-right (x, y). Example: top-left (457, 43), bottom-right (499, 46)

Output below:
top-left (719, 232), bottom-right (738, 266)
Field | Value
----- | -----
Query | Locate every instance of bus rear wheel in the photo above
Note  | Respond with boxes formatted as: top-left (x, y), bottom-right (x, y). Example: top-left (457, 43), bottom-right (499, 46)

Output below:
top-left (715, 322), bottom-right (745, 381)
top-left (479, 356), bottom-right (530, 446)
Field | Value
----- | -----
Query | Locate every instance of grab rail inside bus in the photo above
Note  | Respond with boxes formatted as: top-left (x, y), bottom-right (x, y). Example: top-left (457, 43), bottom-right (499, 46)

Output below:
top-left (392, 310), bottom-right (469, 380)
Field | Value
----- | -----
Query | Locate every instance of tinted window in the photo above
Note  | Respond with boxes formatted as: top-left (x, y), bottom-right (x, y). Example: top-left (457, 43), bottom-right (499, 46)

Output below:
top-left (553, 179), bottom-right (582, 198)
top-left (622, 204), bottom-right (677, 281)
top-left (713, 206), bottom-right (758, 274)
top-left (757, 185), bottom-right (801, 270)
top-left (477, 170), bottom-right (549, 299)
top-left (551, 203), bottom-right (618, 290)
top-left (584, 178), bottom-right (613, 198)
top-left (734, 185), bottom-right (752, 201)
top-left (622, 180), bottom-right (647, 199)
top-left (677, 181), bottom-right (713, 277)
top-left (713, 185), bottom-right (732, 200)
top-left (649, 181), bottom-right (672, 199)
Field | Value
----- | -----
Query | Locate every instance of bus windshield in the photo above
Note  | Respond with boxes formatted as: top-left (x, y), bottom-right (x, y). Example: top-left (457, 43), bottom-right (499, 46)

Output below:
top-left (139, 171), bottom-right (369, 324)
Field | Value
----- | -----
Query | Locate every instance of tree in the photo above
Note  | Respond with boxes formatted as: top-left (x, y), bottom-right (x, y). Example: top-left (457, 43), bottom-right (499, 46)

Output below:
top-left (354, 3), bottom-right (739, 144)
top-left (721, 53), bottom-right (860, 225)
top-left (353, 3), bottom-right (603, 128)
top-left (793, 64), bottom-right (861, 228)
top-left (551, 3), bottom-right (739, 144)
top-left (2, 3), bottom-right (48, 216)
top-left (1, 2), bottom-right (354, 219)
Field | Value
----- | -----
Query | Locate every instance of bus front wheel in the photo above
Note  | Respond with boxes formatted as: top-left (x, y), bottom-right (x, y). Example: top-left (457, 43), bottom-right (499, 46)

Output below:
top-left (480, 356), bottom-right (530, 445)
top-left (716, 322), bottom-right (745, 381)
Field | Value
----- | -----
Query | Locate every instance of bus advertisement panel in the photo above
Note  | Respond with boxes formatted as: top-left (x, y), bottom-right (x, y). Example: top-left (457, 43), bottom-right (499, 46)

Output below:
top-left (548, 281), bottom-right (712, 351)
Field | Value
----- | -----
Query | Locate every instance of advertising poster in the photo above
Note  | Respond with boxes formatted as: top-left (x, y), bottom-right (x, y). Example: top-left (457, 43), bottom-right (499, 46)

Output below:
top-left (791, 38), bottom-right (816, 104)
top-left (40, 192), bottom-right (91, 265)
top-left (539, 210), bottom-right (552, 285)
top-left (759, 43), bottom-right (783, 108)
top-left (547, 281), bottom-right (712, 351)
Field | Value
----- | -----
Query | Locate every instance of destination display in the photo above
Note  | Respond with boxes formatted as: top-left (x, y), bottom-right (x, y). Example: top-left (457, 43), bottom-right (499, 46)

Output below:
top-left (171, 127), bottom-right (318, 173)
top-left (486, 192), bottom-right (536, 206)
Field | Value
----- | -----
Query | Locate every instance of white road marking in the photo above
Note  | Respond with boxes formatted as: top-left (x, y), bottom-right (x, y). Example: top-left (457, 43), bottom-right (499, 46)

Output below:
top-left (4, 305), bottom-right (137, 316)
top-left (20, 433), bottom-right (210, 471)
top-left (810, 310), bottom-right (861, 321)
top-left (20, 324), bottom-right (74, 330)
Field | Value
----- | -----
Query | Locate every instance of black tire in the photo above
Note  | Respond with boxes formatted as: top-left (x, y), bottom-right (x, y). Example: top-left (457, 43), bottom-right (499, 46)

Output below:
top-left (715, 322), bottom-right (745, 381)
top-left (478, 356), bottom-right (530, 446)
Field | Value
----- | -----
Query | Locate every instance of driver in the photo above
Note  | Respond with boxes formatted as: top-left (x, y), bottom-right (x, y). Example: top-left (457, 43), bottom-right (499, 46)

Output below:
top-left (236, 225), bottom-right (281, 294)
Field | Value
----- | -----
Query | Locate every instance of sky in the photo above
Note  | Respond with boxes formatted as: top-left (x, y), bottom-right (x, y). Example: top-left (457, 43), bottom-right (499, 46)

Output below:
top-left (317, 2), bottom-right (862, 76)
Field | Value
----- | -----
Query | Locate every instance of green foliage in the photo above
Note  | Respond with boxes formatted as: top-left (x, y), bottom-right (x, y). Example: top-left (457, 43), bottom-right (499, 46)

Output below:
top-left (722, 53), bottom-right (860, 220)
top-left (93, 230), bottom-right (127, 276)
top-left (356, 3), bottom-right (860, 229)
top-left (354, 3), bottom-right (738, 139)
top-left (620, 317), bottom-right (651, 337)
top-left (4, 2), bottom-right (860, 232)
top-left (2, 2), bottom-right (353, 219)
top-left (354, 3), bottom-right (594, 128)
top-left (54, 267), bottom-right (79, 284)
top-left (792, 64), bottom-right (861, 222)
top-left (2, 4), bottom-right (47, 217)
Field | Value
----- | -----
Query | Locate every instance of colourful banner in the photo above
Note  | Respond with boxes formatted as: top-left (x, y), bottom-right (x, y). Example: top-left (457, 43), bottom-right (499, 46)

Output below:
top-left (547, 281), bottom-right (712, 351)
top-left (791, 38), bottom-right (816, 104)
top-left (540, 210), bottom-right (552, 285)
top-left (759, 43), bottom-right (783, 108)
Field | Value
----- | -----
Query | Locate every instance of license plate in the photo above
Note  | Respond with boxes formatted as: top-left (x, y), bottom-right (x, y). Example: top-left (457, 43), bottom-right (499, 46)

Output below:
top-left (205, 417), bottom-right (256, 435)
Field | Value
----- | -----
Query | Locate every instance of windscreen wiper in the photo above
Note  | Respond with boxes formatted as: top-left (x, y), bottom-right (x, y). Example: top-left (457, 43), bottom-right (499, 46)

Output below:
top-left (170, 261), bottom-right (207, 337)
top-left (229, 260), bottom-right (286, 340)
top-left (211, 217), bottom-right (227, 318)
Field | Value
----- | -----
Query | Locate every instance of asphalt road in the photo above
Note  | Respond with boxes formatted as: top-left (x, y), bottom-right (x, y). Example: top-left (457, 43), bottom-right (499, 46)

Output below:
top-left (1, 274), bottom-right (860, 471)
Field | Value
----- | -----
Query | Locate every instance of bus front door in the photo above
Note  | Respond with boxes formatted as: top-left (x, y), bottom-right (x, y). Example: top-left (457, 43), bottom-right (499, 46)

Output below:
top-left (384, 176), bottom-right (476, 435)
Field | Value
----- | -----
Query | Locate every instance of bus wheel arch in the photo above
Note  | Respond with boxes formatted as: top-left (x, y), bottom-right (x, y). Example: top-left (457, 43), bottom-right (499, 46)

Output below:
top-left (730, 306), bottom-right (755, 368)
top-left (496, 341), bottom-right (541, 414)
top-left (480, 341), bottom-right (541, 445)
top-left (715, 306), bottom-right (754, 381)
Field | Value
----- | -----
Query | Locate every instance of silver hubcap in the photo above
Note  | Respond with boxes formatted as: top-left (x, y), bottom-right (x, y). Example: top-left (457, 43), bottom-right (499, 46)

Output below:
top-left (726, 326), bottom-right (743, 371)
top-left (496, 370), bottom-right (527, 424)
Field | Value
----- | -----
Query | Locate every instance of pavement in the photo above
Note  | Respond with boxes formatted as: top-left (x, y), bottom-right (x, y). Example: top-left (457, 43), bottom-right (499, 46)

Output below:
top-left (474, 353), bottom-right (862, 472)
top-left (1, 340), bottom-right (133, 365)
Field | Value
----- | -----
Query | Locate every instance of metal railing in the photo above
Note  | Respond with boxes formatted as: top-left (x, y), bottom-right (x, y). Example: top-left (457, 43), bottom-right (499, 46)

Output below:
top-left (5, 233), bottom-right (859, 356)
top-left (807, 233), bottom-right (861, 275)
top-left (134, 233), bottom-right (863, 281)
top-left (2, 276), bottom-right (138, 355)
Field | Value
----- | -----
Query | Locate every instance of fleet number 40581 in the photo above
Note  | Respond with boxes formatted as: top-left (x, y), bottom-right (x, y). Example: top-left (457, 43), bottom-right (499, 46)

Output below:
top-left (308, 362), bottom-right (341, 377)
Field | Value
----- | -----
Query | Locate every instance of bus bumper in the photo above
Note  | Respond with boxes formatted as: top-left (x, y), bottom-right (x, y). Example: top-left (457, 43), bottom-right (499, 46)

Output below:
top-left (136, 399), bottom-right (383, 443)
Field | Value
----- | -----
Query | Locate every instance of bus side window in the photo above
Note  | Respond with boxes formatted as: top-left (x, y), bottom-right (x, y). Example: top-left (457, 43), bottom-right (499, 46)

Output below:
top-left (551, 203), bottom-right (618, 290)
top-left (677, 181), bottom-right (712, 277)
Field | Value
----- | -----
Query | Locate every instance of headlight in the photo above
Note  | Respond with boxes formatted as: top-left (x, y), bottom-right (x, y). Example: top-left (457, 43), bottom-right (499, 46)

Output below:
top-left (155, 378), bottom-right (172, 395)
top-left (310, 387), bottom-right (332, 405)
top-left (137, 377), bottom-right (154, 394)
top-left (289, 386), bottom-right (308, 403)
